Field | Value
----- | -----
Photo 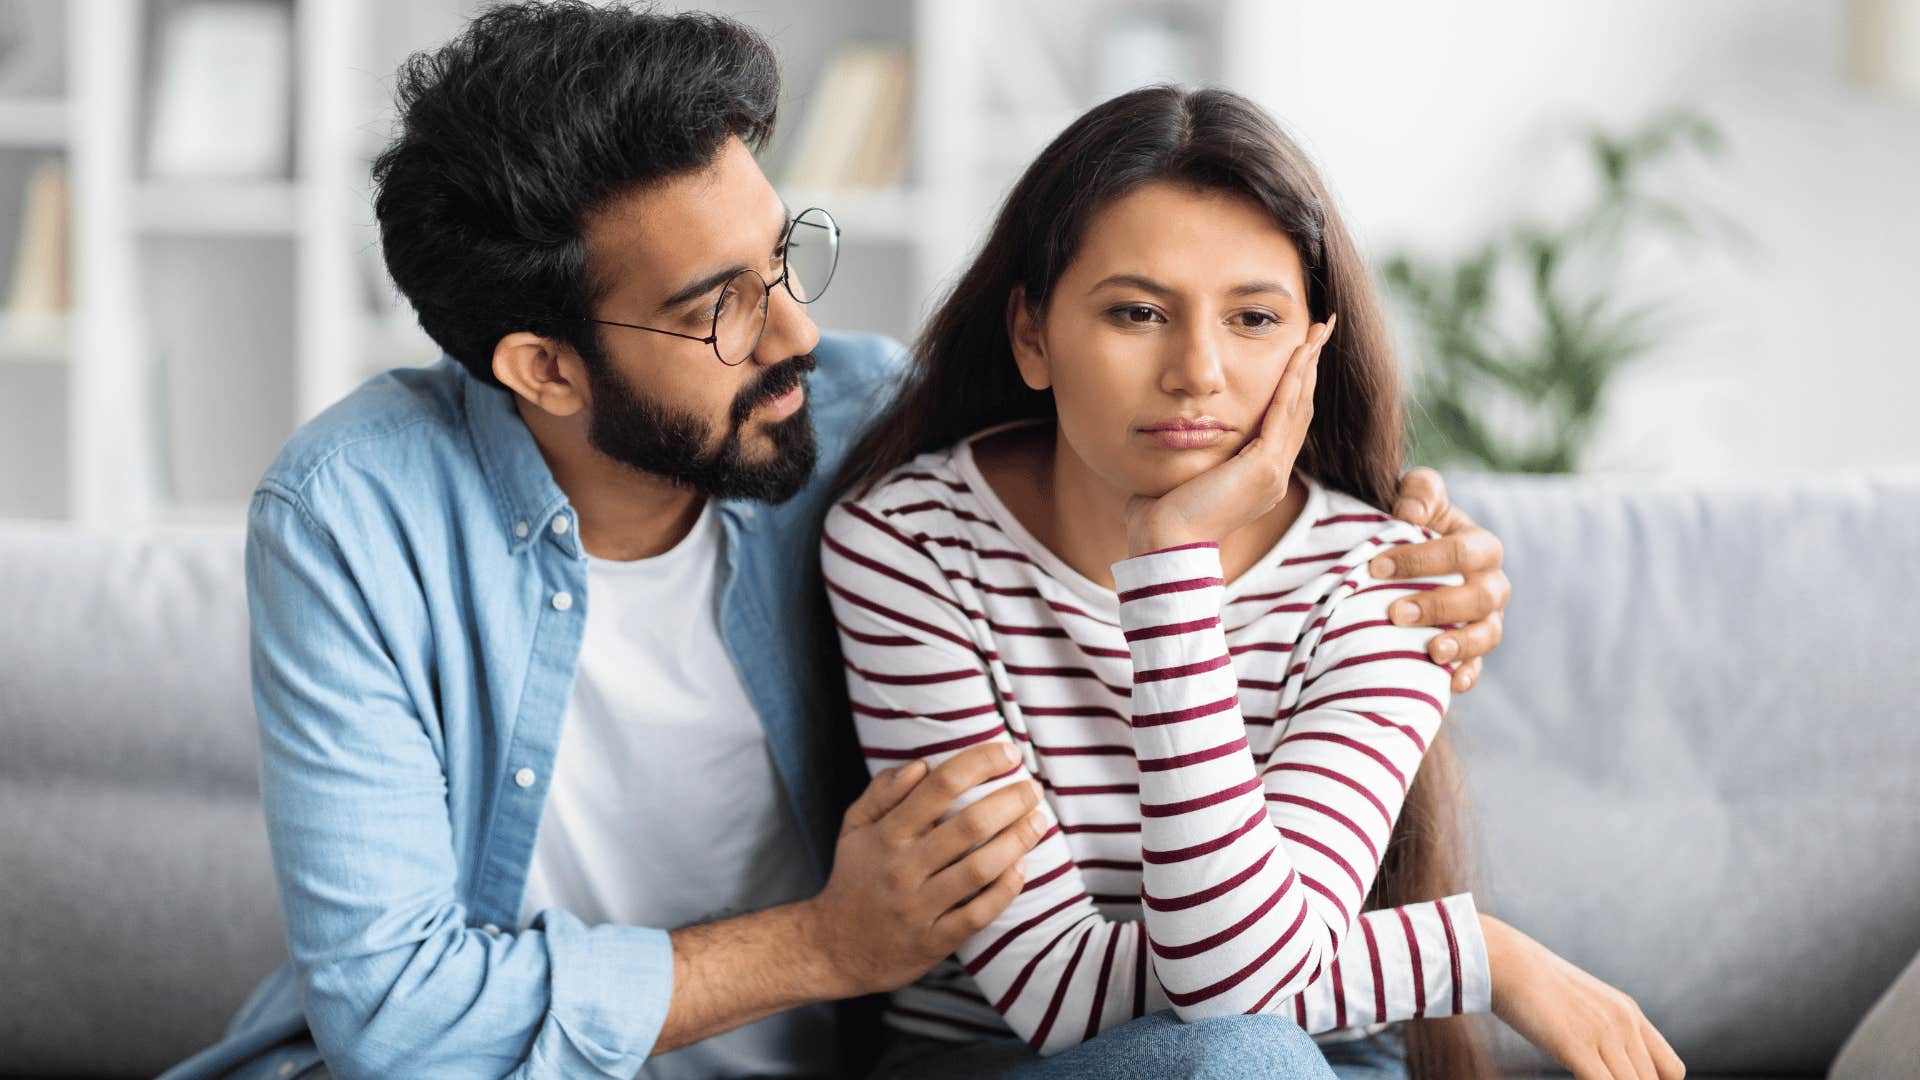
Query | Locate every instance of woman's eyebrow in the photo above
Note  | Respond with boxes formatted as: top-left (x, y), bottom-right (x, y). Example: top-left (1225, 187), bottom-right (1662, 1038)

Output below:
top-left (1087, 273), bottom-right (1295, 302)
top-left (1228, 280), bottom-right (1295, 300)
top-left (1088, 273), bottom-right (1176, 297)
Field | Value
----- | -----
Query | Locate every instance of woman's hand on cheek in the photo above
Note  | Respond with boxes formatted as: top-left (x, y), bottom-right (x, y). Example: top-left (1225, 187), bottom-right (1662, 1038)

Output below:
top-left (1123, 313), bottom-right (1334, 557)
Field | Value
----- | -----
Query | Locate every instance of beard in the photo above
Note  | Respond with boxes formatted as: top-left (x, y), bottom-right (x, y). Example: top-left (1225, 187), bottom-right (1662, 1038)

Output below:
top-left (580, 345), bottom-right (820, 504)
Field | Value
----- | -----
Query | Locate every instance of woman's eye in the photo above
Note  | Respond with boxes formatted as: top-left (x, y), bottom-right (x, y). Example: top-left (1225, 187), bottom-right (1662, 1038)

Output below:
top-left (1111, 304), bottom-right (1163, 325)
top-left (1233, 311), bottom-right (1280, 330)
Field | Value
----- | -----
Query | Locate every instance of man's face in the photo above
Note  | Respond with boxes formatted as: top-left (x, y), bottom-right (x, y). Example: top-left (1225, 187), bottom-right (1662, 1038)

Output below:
top-left (576, 136), bottom-right (822, 502)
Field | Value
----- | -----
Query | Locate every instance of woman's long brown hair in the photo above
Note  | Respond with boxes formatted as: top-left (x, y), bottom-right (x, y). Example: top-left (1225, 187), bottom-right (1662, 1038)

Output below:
top-left (834, 85), bottom-right (1493, 1078)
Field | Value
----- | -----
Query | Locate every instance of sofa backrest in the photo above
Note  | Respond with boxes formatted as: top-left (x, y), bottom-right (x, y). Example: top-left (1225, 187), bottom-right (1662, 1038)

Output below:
top-left (1446, 469), bottom-right (1920, 1074)
top-left (0, 520), bottom-right (283, 1076)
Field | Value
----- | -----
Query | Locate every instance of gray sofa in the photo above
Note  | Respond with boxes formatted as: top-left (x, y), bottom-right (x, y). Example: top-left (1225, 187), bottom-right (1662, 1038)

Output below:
top-left (3, 469), bottom-right (1917, 1078)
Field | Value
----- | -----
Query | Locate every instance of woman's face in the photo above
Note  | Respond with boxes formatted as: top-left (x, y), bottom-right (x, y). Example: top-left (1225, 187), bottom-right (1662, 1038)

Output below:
top-left (1011, 181), bottom-right (1312, 499)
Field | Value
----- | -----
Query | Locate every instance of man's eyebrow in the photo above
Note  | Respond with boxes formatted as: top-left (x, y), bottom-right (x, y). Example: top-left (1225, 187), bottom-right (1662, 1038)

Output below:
top-left (653, 202), bottom-right (796, 314)
top-left (658, 265), bottom-right (743, 313)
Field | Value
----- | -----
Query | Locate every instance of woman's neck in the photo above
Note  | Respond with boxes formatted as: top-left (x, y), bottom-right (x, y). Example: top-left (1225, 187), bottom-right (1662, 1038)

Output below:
top-left (974, 421), bottom-right (1305, 592)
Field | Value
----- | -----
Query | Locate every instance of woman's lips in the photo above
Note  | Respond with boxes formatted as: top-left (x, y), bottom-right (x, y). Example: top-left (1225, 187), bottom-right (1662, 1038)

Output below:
top-left (1140, 418), bottom-right (1230, 450)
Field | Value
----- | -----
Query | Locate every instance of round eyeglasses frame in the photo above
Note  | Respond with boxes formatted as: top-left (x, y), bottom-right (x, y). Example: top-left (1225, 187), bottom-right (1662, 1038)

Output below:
top-left (548, 206), bottom-right (839, 367)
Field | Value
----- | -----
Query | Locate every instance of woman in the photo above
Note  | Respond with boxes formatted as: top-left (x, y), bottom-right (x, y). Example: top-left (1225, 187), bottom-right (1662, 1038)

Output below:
top-left (823, 86), bottom-right (1682, 1080)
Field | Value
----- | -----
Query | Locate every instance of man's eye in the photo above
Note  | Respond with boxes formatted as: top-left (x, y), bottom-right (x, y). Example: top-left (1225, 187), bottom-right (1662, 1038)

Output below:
top-left (771, 243), bottom-right (788, 268)
top-left (700, 287), bottom-right (736, 322)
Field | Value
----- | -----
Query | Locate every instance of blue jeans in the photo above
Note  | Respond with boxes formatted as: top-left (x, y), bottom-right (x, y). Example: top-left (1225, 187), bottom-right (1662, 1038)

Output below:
top-left (867, 1012), bottom-right (1410, 1079)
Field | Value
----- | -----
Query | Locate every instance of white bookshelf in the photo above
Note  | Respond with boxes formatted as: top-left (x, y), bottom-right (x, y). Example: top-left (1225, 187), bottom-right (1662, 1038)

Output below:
top-left (0, 0), bottom-right (1240, 525)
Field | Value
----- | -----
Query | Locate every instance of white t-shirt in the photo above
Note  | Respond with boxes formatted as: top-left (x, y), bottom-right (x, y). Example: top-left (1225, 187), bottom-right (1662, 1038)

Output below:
top-left (519, 500), bottom-right (835, 1079)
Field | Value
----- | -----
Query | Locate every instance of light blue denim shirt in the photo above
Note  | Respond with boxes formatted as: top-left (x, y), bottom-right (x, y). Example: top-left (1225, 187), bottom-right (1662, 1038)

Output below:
top-left (159, 333), bottom-right (905, 1080)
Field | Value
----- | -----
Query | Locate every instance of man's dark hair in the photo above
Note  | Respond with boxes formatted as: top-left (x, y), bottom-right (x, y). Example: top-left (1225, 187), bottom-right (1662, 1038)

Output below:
top-left (371, 1), bottom-right (780, 384)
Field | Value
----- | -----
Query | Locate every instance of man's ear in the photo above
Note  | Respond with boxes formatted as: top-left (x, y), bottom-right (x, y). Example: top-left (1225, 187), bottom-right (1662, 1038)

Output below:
top-left (492, 332), bottom-right (589, 417)
top-left (1006, 286), bottom-right (1052, 392)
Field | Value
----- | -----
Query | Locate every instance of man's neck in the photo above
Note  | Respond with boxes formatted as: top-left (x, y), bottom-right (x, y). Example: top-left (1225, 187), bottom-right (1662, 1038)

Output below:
top-left (513, 396), bottom-right (707, 561)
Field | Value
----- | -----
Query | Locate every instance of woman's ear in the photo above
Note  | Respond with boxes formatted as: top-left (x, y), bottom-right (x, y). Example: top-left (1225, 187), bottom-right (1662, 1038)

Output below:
top-left (492, 332), bottom-right (590, 417)
top-left (1006, 286), bottom-right (1052, 392)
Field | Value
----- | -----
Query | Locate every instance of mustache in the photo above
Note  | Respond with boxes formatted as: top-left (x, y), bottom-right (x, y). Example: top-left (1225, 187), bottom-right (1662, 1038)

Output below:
top-left (730, 353), bottom-right (818, 424)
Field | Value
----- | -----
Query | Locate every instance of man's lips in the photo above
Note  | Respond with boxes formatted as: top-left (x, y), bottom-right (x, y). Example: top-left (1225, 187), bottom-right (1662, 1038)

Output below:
top-left (757, 382), bottom-right (806, 420)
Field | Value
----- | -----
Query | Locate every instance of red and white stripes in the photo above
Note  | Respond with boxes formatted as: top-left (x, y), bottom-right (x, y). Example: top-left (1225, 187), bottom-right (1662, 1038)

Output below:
top-left (822, 440), bottom-right (1491, 1055)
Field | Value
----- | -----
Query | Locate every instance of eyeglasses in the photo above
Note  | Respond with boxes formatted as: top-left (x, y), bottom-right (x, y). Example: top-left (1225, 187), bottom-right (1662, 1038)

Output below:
top-left (564, 206), bottom-right (839, 367)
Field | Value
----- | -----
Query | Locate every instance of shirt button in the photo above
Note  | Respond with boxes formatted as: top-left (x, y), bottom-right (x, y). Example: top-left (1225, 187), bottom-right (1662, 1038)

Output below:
top-left (514, 767), bottom-right (536, 788)
top-left (513, 520), bottom-right (529, 539)
top-left (551, 514), bottom-right (570, 535)
top-left (551, 591), bottom-right (572, 611)
top-left (277, 1063), bottom-right (294, 1077)
top-left (482, 922), bottom-right (501, 935)
top-left (741, 506), bottom-right (757, 520)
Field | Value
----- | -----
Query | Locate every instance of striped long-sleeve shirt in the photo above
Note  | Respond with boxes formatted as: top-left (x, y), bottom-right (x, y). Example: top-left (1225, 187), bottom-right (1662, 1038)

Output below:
top-left (820, 432), bottom-right (1493, 1055)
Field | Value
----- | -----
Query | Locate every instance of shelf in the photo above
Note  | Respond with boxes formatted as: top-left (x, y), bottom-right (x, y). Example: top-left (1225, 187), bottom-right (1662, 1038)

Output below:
top-left (133, 180), bottom-right (299, 236)
top-left (0, 312), bottom-right (69, 365)
top-left (0, 99), bottom-right (68, 147)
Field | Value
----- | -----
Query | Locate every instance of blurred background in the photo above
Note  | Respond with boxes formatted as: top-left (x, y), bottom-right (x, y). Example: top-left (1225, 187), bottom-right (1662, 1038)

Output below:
top-left (0, 0), bottom-right (1915, 526)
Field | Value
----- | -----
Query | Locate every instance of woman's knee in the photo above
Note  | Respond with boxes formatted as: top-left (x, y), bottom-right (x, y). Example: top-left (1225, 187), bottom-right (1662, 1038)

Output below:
top-left (1007, 1010), bottom-right (1335, 1080)
top-left (1175, 1013), bottom-right (1335, 1079)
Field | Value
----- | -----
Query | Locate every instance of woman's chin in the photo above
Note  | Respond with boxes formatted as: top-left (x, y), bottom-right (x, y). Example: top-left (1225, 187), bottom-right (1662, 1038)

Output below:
top-left (1122, 454), bottom-right (1224, 499)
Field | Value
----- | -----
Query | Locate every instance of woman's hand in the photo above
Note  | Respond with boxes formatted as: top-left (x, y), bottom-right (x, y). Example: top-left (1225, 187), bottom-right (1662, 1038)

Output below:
top-left (1368, 467), bottom-right (1511, 693)
top-left (1482, 913), bottom-right (1686, 1079)
top-left (1123, 314), bottom-right (1335, 556)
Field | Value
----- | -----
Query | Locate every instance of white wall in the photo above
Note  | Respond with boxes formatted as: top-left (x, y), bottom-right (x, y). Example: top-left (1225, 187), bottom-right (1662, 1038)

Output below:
top-left (1225, 0), bottom-right (1920, 472)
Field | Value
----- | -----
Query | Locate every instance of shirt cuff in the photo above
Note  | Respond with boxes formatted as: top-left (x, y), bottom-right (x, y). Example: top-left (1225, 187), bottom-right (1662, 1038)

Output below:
top-left (1441, 892), bottom-right (1494, 1016)
top-left (538, 909), bottom-right (675, 1075)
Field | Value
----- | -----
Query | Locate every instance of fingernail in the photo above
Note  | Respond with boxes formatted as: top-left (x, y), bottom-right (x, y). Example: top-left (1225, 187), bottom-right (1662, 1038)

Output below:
top-left (1371, 556), bottom-right (1395, 578)
top-left (1392, 600), bottom-right (1420, 625)
top-left (1395, 499), bottom-right (1424, 521)
top-left (1000, 743), bottom-right (1018, 764)
top-left (1459, 669), bottom-right (1475, 690)
top-left (1027, 809), bottom-right (1048, 833)
top-left (1028, 780), bottom-right (1044, 800)
top-left (1433, 637), bottom-right (1459, 663)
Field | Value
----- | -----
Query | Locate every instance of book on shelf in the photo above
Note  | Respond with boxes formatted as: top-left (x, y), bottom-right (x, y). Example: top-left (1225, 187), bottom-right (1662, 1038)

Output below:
top-left (146, 0), bottom-right (294, 180)
top-left (780, 43), bottom-right (912, 192)
top-left (3, 158), bottom-right (69, 344)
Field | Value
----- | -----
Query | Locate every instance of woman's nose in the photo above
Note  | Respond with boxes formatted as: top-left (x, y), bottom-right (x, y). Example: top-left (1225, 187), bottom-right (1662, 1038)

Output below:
top-left (1161, 325), bottom-right (1227, 396)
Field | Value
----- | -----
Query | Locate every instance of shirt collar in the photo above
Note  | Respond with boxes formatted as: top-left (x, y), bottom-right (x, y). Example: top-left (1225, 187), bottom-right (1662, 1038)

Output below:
top-left (459, 363), bottom-right (577, 557)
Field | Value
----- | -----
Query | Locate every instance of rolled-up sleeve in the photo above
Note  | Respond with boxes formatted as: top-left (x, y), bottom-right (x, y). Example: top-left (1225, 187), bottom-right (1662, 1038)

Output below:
top-left (246, 487), bottom-right (673, 1079)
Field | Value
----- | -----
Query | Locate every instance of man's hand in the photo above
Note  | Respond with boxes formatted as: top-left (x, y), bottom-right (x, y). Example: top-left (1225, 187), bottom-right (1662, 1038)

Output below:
top-left (1369, 466), bottom-right (1510, 693)
top-left (800, 741), bottom-right (1047, 998)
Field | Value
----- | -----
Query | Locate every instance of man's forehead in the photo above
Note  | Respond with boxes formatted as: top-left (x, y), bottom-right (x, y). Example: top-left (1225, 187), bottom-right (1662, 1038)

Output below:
top-left (585, 138), bottom-right (785, 302)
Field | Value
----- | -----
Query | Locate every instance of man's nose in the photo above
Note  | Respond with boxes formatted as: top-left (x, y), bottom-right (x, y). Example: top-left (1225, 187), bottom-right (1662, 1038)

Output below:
top-left (749, 278), bottom-right (820, 366)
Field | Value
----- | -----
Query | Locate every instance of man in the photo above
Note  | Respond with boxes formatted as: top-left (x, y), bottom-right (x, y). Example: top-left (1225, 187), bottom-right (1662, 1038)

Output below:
top-left (161, 5), bottom-right (1509, 1078)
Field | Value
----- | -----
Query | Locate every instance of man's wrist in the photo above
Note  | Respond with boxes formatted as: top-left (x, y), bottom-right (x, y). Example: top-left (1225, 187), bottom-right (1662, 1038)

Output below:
top-left (788, 896), bottom-right (858, 1001)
